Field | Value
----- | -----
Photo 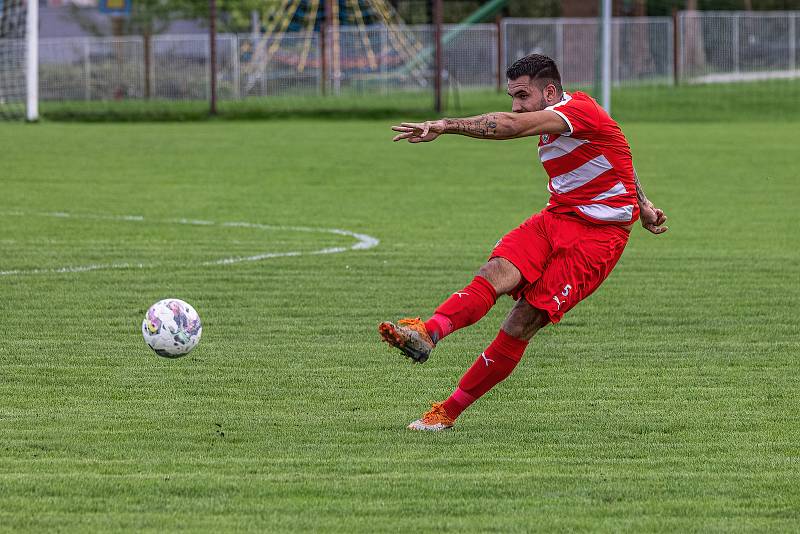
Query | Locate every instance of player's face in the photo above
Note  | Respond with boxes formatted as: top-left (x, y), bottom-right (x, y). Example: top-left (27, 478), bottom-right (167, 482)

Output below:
top-left (507, 76), bottom-right (558, 113)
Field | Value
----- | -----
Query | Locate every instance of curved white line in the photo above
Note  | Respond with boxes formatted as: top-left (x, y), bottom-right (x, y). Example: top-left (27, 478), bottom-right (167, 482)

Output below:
top-left (0, 211), bottom-right (379, 276)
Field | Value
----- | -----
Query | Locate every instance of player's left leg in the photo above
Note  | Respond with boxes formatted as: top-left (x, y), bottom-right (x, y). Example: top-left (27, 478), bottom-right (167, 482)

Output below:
top-left (408, 299), bottom-right (548, 431)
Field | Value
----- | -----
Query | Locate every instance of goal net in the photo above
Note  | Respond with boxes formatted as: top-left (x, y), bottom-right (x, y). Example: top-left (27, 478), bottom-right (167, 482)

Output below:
top-left (0, 0), bottom-right (36, 120)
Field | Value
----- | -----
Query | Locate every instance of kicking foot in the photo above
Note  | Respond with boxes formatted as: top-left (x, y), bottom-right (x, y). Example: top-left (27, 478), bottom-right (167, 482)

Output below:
top-left (378, 317), bottom-right (435, 363)
top-left (407, 402), bottom-right (454, 431)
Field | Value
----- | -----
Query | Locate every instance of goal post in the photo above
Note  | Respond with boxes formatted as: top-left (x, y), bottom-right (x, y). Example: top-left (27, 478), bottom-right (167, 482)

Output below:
top-left (600, 0), bottom-right (612, 114)
top-left (25, 0), bottom-right (37, 121)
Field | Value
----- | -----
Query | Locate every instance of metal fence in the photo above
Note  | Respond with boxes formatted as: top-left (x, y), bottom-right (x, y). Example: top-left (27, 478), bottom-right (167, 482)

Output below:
top-left (678, 11), bottom-right (800, 83)
top-left (38, 35), bottom-right (239, 101)
top-left (503, 17), bottom-right (673, 87)
top-left (28, 11), bottom-right (800, 105)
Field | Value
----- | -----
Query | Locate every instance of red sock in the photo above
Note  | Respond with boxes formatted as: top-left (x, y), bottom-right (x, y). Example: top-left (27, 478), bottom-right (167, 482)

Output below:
top-left (442, 329), bottom-right (528, 420)
top-left (423, 276), bottom-right (497, 343)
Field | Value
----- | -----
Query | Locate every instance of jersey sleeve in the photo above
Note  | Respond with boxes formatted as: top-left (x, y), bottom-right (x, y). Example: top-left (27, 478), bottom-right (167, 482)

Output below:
top-left (547, 97), bottom-right (600, 138)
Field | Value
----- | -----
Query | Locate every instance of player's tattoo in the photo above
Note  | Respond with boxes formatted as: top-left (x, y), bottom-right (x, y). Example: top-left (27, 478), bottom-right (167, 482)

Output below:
top-left (633, 168), bottom-right (648, 205)
top-left (444, 114), bottom-right (501, 138)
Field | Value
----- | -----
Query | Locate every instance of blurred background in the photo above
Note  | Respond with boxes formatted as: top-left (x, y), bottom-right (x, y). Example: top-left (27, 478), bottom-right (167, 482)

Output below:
top-left (2, 0), bottom-right (800, 121)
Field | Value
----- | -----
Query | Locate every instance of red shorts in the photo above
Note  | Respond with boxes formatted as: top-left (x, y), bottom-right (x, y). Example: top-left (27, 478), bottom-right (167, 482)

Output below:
top-left (490, 210), bottom-right (629, 323)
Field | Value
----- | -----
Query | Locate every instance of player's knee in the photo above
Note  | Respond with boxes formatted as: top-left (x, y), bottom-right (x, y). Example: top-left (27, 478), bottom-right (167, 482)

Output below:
top-left (501, 300), bottom-right (549, 340)
top-left (476, 258), bottom-right (521, 295)
top-left (476, 259), bottom-right (500, 281)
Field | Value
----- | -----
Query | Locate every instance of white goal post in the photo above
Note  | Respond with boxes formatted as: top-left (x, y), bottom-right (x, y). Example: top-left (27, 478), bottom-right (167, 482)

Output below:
top-left (25, 0), bottom-right (37, 121)
top-left (600, 0), bottom-right (612, 114)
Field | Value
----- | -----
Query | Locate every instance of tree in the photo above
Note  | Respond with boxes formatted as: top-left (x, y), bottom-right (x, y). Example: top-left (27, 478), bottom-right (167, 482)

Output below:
top-left (68, 0), bottom-right (194, 98)
top-left (684, 0), bottom-right (707, 76)
top-left (182, 0), bottom-right (285, 33)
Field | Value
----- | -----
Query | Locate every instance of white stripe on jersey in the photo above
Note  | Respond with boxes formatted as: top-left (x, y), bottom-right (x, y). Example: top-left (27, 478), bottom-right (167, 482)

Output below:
top-left (538, 136), bottom-right (588, 162)
top-left (550, 155), bottom-right (613, 194)
top-left (545, 93), bottom-right (574, 135)
top-left (576, 203), bottom-right (634, 222)
top-left (546, 93), bottom-right (572, 109)
top-left (591, 181), bottom-right (627, 201)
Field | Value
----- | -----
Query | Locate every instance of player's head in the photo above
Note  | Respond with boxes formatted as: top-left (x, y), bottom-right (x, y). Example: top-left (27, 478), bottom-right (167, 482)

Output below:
top-left (506, 54), bottom-right (563, 113)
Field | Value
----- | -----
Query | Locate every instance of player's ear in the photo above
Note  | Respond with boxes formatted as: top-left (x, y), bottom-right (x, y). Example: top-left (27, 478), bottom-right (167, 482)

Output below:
top-left (544, 83), bottom-right (558, 104)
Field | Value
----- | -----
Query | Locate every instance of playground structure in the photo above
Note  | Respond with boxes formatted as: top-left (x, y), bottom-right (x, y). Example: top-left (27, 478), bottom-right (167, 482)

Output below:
top-left (242, 0), bottom-right (423, 94)
top-left (241, 0), bottom-right (509, 96)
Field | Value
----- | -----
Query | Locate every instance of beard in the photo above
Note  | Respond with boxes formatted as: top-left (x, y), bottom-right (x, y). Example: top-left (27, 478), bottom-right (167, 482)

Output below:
top-left (536, 95), bottom-right (548, 111)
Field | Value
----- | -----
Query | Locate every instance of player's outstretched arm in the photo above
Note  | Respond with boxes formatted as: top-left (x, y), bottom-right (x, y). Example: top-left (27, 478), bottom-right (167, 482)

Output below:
top-left (634, 169), bottom-right (668, 235)
top-left (391, 111), bottom-right (568, 143)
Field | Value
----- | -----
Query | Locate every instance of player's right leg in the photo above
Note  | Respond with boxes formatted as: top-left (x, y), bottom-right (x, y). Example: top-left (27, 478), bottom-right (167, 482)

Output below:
top-left (380, 212), bottom-right (551, 363)
top-left (378, 257), bottom-right (521, 363)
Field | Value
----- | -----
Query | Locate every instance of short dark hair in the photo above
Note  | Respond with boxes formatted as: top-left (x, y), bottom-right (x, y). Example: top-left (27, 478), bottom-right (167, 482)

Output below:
top-left (506, 54), bottom-right (563, 92)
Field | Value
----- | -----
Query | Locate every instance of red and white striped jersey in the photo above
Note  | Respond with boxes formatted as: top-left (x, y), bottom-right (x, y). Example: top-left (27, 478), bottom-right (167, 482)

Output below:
top-left (538, 91), bottom-right (639, 225)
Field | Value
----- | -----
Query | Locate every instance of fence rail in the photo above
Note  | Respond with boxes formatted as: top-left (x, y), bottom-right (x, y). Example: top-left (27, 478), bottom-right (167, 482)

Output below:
top-left (24, 11), bottom-right (800, 104)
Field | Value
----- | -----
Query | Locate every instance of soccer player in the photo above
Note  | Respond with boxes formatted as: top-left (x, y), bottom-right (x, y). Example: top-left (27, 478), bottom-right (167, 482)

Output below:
top-left (379, 54), bottom-right (668, 431)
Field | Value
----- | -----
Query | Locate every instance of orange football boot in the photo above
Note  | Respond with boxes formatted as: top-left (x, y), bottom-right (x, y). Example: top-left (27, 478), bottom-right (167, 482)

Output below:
top-left (378, 317), bottom-right (435, 363)
top-left (407, 402), bottom-right (455, 431)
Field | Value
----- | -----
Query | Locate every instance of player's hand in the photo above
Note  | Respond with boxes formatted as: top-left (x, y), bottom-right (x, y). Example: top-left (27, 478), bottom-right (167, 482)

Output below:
top-left (391, 120), bottom-right (444, 143)
top-left (639, 200), bottom-right (668, 234)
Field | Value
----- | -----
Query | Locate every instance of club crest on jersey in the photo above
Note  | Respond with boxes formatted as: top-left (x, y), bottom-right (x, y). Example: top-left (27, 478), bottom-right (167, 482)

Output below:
top-left (541, 134), bottom-right (550, 143)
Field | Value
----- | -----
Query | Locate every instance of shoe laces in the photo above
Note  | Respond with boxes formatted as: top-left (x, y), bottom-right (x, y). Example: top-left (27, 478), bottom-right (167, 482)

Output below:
top-left (398, 317), bottom-right (433, 344)
top-left (421, 402), bottom-right (452, 425)
top-left (398, 317), bottom-right (424, 329)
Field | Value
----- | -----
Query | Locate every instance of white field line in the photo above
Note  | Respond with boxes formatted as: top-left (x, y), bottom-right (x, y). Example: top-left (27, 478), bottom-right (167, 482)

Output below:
top-left (0, 211), bottom-right (379, 276)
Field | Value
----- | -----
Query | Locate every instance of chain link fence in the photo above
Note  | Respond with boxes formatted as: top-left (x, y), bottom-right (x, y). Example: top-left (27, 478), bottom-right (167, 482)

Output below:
top-left (678, 11), bottom-right (800, 83)
top-left (503, 17), bottom-right (673, 88)
top-left (38, 35), bottom-right (240, 101)
top-left (238, 32), bottom-right (320, 97)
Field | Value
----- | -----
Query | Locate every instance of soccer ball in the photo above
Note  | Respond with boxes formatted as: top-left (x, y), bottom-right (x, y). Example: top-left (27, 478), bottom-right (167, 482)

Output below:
top-left (142, 298), bottom-right (202, 358)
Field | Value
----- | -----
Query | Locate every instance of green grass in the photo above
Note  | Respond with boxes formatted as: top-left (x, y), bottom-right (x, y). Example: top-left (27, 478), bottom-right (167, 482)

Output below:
top-left (32, 78), bottom-right (800, 122)
top-left (0, 118), bottom-right (799, 532)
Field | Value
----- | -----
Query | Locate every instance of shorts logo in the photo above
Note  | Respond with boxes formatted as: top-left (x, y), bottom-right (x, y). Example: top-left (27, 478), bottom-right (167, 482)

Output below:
top-left (541, 134), bottom-right (550, 143)
top-left (552, 284), bottom-right (572, 311)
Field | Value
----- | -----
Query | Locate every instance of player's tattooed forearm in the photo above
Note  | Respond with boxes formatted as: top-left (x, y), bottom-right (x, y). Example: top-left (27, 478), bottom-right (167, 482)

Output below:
top-left (445, 114), bottom-right (500, 138)
top-left (633, 169), bottom-right (648, 204)
top-left (487, 117), bottom-right (498, 133)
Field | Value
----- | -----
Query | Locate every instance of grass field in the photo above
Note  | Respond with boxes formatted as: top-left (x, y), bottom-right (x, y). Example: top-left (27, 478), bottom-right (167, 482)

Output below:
top-left (1, 117), bottom-right (799, 532)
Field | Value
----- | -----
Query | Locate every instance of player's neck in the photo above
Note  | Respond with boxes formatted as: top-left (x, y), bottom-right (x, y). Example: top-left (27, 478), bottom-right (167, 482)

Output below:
top-left (545, 92), bottom-right (565, 107)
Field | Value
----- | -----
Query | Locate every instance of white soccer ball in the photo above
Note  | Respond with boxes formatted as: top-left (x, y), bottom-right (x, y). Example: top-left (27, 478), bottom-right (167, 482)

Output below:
top-left (142, 298), bottom-right (202, 358)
